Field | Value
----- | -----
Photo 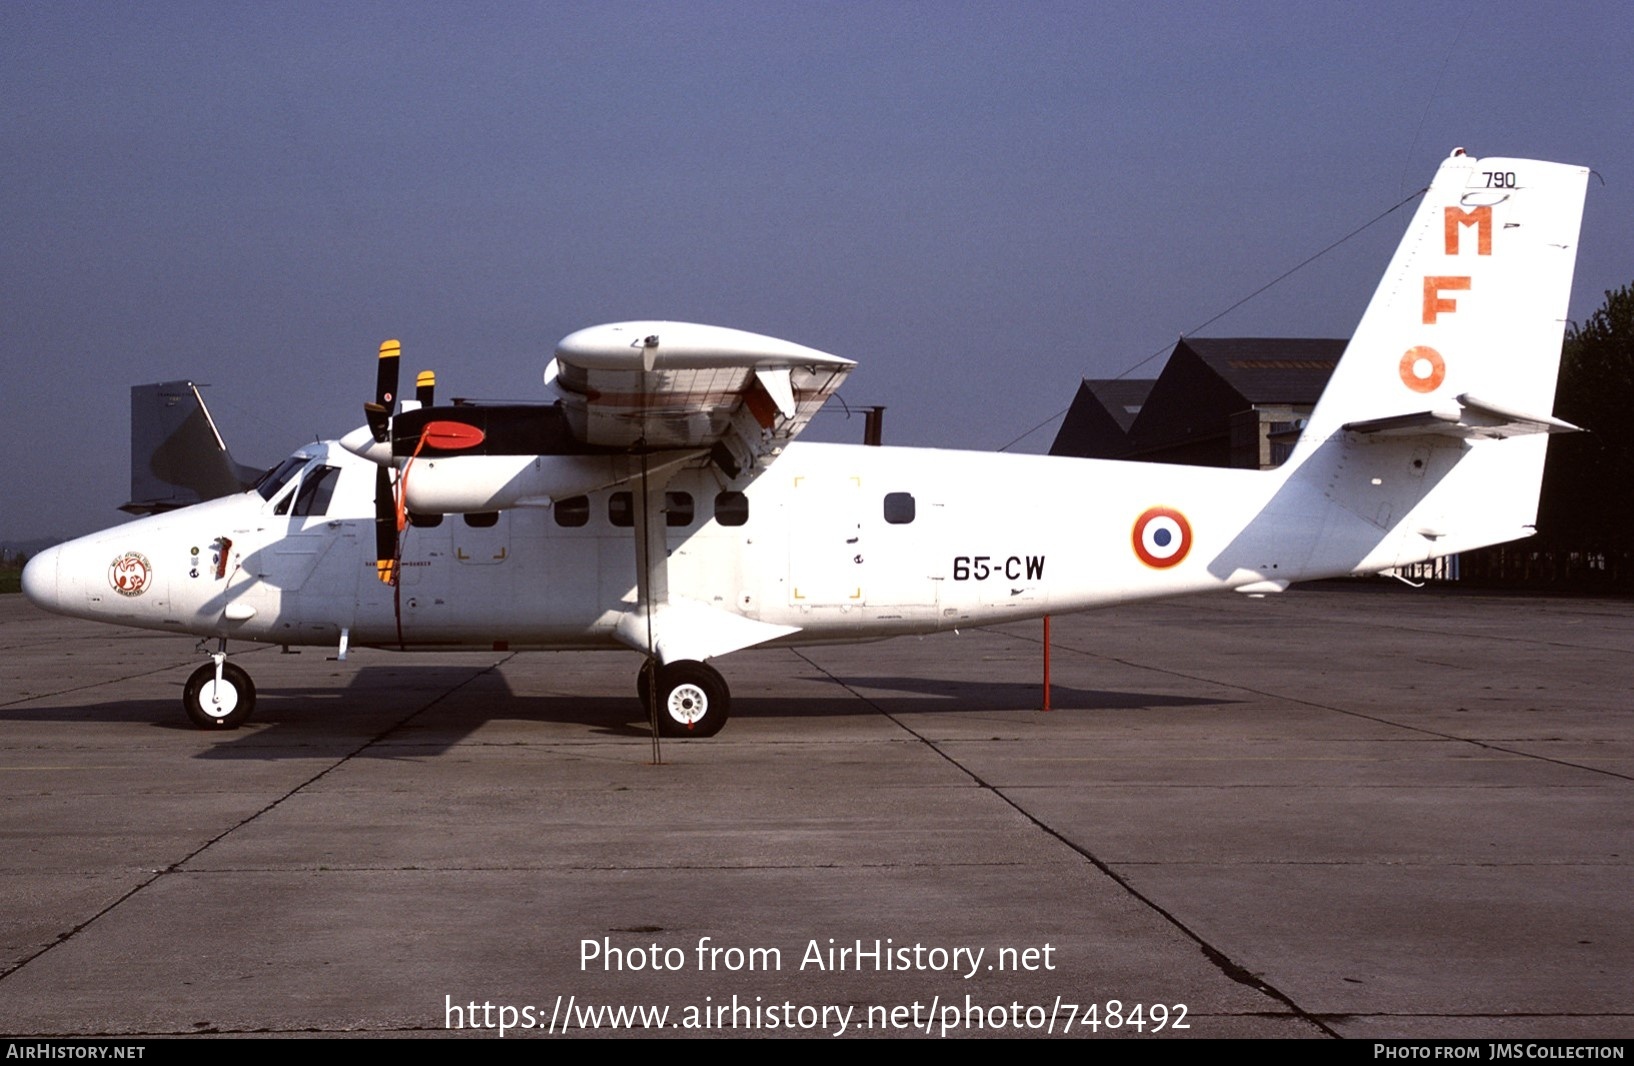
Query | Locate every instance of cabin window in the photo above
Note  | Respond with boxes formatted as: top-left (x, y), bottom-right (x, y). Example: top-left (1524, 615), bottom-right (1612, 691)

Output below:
top-left (554, 495), bottom-right (590, 527)
top-left (290, 466), bottom-right (341, 517)
top-left (464, 511), bottom-right (500, 528)
top-left (666, 492), bottom-right (694, 527)
top-left (883, 491), bottom-right (916, 524)
top-left (408, 511), bottom-right (443, 528)
top-left (715, 491), bottom-right (749, 527)
top-left (608, 491), bottom-right (694, 528)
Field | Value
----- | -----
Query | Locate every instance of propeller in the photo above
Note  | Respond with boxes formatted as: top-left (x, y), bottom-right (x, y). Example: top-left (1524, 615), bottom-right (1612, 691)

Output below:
top-left (360, 345), bottom-right (474, 588)
top-left (366, 340), bottom-right (402, 585)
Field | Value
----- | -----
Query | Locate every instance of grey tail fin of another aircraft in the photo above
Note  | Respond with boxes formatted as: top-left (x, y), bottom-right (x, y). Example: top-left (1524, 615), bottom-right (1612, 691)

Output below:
top-left (121, 381), bottom-right (264, 515)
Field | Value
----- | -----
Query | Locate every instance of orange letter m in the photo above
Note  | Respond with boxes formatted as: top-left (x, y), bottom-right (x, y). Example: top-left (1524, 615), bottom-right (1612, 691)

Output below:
top-left (1444, 205), bottom-right (1492, 256)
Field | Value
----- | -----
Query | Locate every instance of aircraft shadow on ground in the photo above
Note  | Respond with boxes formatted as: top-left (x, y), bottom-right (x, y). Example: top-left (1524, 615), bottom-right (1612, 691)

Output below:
top-left (1, 665), bottom-right (1236, 760)
top-left (811, 675), bottom-right (1234, 713)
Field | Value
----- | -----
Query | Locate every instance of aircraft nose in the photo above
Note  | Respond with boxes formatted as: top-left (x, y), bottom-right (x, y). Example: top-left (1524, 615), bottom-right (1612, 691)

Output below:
top-left (20, 544), bottom-right (61, 612)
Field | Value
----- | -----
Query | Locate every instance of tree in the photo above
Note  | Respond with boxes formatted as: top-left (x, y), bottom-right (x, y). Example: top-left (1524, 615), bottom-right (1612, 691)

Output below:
top-left (1537, 284), bottom-right (1634, 572)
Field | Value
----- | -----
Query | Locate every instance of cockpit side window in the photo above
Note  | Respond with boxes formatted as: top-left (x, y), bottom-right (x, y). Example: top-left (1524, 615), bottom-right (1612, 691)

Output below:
top-left (290, 465), bottom-right (341, 517)
top-left (255, 456), bottom-right (308, 501)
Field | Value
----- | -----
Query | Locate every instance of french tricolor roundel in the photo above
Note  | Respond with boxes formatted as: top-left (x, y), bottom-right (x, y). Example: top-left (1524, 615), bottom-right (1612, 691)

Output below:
top-left (1132, 507), bottom-right (1192, 568)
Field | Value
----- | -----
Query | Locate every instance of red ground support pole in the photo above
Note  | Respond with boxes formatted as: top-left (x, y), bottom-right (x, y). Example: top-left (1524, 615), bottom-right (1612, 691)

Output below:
top-left (1042, 614), bottom-right (1052, 711)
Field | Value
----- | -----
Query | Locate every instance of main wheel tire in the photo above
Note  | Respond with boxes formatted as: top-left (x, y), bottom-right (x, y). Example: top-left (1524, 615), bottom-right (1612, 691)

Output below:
top-left (183, 661), bottom-right (256, 729)
top-left (653, 660), bottom-right (729, 738)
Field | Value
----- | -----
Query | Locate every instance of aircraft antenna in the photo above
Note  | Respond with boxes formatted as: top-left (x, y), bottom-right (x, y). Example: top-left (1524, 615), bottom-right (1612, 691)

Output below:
top-left (1119, 186), bottom-right (1427, 380)
top-left (1399, 18), bottom-right (1466, 198)
top-left (995, 187), bottom-right (1427, 452)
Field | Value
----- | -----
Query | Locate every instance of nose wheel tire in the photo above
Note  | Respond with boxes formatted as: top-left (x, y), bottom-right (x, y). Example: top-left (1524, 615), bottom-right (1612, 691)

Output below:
top-left (641, 660), bottom-right (729, 738)
top-left (183, 662), bottom-right (256, 729)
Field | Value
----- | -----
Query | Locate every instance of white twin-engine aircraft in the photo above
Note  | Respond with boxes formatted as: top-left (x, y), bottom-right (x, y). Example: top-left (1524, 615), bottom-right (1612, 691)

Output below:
top-left (23, 151), bottom-right (1590, 737)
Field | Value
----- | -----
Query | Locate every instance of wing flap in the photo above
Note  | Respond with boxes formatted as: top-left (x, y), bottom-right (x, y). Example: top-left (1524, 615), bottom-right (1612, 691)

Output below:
top-left (550, 322), bottom-right (854, 460)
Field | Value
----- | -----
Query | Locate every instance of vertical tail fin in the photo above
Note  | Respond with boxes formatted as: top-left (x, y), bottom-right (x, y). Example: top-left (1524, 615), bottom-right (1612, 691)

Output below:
top-left (1270, 151), bottom-right (1592, 577)
top-left (1298, 150), bottom-right (1589, 448)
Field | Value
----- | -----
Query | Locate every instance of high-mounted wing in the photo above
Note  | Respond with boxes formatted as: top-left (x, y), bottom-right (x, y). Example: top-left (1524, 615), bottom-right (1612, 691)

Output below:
top-left (340, 323), bottom-right (856, 515)
top-left (549, 321), bottom-right (854, 475)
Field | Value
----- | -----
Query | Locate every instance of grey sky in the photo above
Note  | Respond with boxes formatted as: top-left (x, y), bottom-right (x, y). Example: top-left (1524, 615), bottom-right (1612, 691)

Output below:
top-left (4, 1), bottom-right (1630, 543)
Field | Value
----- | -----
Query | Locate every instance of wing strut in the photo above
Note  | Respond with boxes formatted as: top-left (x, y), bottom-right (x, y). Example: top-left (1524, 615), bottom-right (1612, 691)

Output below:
top-left (635, 333), bottom-right (665, 762)
top-left (636, 445), bottom-right (667, 764)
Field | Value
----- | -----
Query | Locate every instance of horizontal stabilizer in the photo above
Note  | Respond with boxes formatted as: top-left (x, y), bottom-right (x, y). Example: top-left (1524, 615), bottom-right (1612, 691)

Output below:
top-left (612, 598), bottom-right (800, 665)
top-left (1343, 393), bottom-right (1583, 441)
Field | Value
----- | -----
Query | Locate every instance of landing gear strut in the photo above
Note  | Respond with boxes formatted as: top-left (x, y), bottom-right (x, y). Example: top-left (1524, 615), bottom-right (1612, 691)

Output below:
top-left (638, 659), bottom-right (730, 737)
top-left (182, 654), bottom-right (256, 729)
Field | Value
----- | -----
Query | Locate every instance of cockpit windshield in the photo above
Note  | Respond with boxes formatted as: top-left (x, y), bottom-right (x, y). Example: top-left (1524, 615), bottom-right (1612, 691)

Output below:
top-left (253, 455), bottom-right (310, 501)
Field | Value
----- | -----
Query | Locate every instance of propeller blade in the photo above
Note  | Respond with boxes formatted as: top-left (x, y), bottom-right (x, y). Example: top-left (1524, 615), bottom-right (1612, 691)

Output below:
top-left (367, 339), bottom-right (401, 442)
top-left (373, 466), bottom-right (396, 584)
top-left (416, 370), bottom-right (435, 407)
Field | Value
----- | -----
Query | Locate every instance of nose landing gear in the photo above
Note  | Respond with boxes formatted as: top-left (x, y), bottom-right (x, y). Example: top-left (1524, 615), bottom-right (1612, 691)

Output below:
top-left (182, 653), bottom-right (256, 729)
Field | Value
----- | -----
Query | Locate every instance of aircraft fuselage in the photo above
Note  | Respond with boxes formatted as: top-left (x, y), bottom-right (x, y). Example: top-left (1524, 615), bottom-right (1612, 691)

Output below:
top-left (22, 430), bottom-right (1469, 655)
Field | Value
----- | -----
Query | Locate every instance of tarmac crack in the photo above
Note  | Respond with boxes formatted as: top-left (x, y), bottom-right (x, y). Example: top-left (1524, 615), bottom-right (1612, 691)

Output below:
top-left (0, 645), bottom-right (273, 709)
top-left (0, 655), bottom-right (513, 987)
top-left (998, 629), bottom-right (1634, 785)
top-left (1043, 591), bottom-right (1634, 657)
top-left (790, 648), bottom-right (1341, 1039)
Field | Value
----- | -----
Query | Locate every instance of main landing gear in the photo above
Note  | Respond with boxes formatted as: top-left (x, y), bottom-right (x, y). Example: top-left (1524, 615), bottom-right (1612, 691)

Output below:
top-left (182, 652), bottom-right (256, 729)
top-left (638, 659), bottom-right (730, 738)
top-left (178, 647), bottom-right (730, 738)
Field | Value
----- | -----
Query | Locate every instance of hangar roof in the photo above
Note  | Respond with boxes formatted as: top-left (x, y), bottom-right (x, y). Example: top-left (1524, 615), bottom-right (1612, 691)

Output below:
top-left (1049, 337), bottom-right (1344, 461)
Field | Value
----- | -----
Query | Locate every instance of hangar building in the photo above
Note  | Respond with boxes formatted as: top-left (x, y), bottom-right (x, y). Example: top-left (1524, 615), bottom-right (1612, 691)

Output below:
top-left (1050, 337), bottom-right (1344, 469)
